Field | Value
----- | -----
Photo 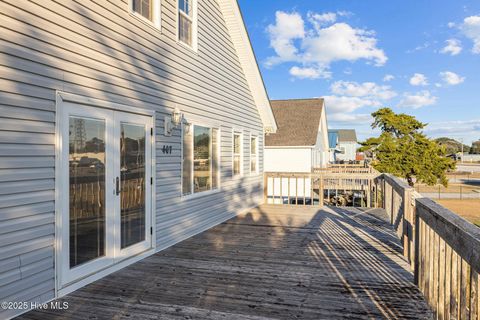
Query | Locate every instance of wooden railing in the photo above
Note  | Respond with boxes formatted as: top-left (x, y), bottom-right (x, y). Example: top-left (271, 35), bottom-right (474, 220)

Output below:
top-left (313, 164), bottom-right (375, 174)
top-left (379, 174), bottom-right (480, 319)
top-left (264, 169), bottom-right (378, 207)
top-left (70, 178), bottom-right (145, 219)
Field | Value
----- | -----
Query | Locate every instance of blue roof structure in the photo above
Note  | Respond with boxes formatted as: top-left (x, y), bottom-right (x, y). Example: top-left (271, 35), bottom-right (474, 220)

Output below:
top-left (328, 130), bottom-right (338, 149)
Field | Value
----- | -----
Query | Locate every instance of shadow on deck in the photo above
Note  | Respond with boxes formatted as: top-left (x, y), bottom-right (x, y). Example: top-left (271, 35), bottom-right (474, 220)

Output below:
top-left (20, 205), bottom-right (432, 320)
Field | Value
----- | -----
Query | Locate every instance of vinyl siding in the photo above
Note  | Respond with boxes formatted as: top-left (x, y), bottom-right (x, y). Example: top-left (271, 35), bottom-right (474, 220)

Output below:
top-left (0, 0), bottom-right (265, 318)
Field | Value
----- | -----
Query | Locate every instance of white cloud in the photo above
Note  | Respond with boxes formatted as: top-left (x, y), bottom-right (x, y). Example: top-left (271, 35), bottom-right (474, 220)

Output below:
top-left (307, 12), bottom-right (337, 30)
top-left (328, 113), bottom-right (372, 123)
top-left (324, 80), bottom-right (396, 123)
top-left (265, 11), bottom-right (305, 67)
top-left (448, 22), bottom-right (456, 28)
top-left (440, 39), bottom-right (463, 55)
top-left (460, 15), bottom-right (480, 53)
top-left (407, 42), bottom-right (430, 53)
top-left (330, 81), bottom-right (397, 100)
top-left (398, 91), bottom-right (437, 109)
top-left (383, 74), bottom-right (394, 82)
top-left (424, 120), bottom-right (480, 143)
top-left (289, 66), bottom-right (330, 79)
top-left (409, 73), bottom-right (429, 86)
top-left (324, 95), bottom-right (380, 115)
top-left (439, 71), bottom-right (465, 86)
top-left (266, 11), bottom-right (387, 79)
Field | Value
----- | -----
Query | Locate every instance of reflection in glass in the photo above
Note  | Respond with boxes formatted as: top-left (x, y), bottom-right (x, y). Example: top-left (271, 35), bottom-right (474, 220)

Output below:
top-left (178, 0), bottom-right (193, 46)
top-left (212, 128), bottom-right (219, 189)
top-left (132, 0), bottom-right (152, 21)
top-left (251, 137), bottom-right (257, 173)
top-left (120, 123), bottom-right (146, 249)
top-left (69, 116), bottom-right (106, 268)
top-left (233, 134), bottom-right (241, 176)
top-left (194, 126), bottom-right (211, 193)
top-left (182, 124), bottom-right (193, 195)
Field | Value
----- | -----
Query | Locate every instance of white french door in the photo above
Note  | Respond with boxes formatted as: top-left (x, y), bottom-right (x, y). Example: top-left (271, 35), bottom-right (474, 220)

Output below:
top-left (59, 103), bottom-right (153, 287)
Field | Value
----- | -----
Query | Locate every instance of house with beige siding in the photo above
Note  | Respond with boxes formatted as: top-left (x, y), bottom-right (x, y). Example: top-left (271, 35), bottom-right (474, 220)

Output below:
top-left (0, 0), bottom-right (276, 318)
top-left (264, 99), bottom-right (330, 173)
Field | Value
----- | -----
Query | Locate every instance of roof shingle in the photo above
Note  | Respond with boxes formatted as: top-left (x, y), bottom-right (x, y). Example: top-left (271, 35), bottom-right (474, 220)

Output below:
top-left (329, 129), bottom-right (357, 143)
top-left (265, 99), bottom-right (324, 147)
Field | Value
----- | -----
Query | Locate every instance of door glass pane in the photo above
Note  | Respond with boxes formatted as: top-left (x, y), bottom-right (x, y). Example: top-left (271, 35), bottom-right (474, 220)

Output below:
top-left (120, 123), bottom-right (146, 249)
top-left (194, 126), bottom-right (211, 193)
top-left (69, 116), bottom-right (106, 268)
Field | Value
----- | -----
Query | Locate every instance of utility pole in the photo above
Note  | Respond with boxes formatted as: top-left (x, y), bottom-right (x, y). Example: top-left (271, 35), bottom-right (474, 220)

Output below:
top-left (460, 138), bottom-right (464, 164)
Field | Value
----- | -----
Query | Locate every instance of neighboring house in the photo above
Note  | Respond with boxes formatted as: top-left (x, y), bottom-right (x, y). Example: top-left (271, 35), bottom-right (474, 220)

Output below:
top-left (0, 1), bottom-right (277, 318)
top-left (328, 129), bottom-right (358, 162)
top-left (264, 99), bottom-right (329, 173)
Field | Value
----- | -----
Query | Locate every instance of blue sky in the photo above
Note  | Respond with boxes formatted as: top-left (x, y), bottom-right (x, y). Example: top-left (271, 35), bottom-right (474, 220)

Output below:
top-left (238, 0), bottom-right (480, 144)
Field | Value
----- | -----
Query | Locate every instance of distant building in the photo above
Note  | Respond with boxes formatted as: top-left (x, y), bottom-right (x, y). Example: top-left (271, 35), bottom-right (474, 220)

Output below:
top-left (264, 99), bottom-right (330, 173)
top-left (328, 129), bottom-right (358, 162)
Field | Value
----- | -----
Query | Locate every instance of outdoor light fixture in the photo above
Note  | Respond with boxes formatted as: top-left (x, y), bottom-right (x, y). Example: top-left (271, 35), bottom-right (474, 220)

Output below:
top-left (183, 121), bottom-right (191, 134)
top-left (264, 126), bottom-right (275, 135)
top-left (164, 106), bottom-right (184, 136)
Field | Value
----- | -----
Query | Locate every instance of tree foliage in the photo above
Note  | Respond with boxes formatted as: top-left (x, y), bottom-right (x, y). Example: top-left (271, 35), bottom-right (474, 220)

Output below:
top-left (435, 137), bottom-right (470, 154)
top-left (360, 108), bottom-right (455, 187)
top-left (470, 141), bottom-right (480, 154)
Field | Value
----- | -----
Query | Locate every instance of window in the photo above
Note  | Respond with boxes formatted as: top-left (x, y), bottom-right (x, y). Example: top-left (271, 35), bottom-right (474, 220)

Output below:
top-left (132, 0), bottom-right (152, 20)
top-left (131, 0), bottom-right (160, 28)
top-left (182, 124), bottom-right (220, 196)
top-left (178, 0), bottom-right (196, 48)
top-left (250, 136), bottom-right (258, 174)
top-left (233, 133), bottom-right (242, 176)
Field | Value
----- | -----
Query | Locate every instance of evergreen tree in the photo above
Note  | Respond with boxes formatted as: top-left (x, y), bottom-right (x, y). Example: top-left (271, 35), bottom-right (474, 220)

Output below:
top-left (360, 108), bottom-right (455, 187)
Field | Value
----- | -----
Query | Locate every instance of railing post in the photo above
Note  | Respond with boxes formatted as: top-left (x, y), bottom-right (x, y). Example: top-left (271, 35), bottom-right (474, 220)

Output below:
top-left (319, 175), bottom-right (324, 206)
top-left (264, 173), bottom-right (268, 204)
top-left (414, 199), bottom-right (420, 285)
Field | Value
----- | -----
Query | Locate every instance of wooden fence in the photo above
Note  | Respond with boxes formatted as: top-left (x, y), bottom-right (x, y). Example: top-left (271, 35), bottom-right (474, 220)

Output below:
top-left (380, 174), bottom-right (480, 319)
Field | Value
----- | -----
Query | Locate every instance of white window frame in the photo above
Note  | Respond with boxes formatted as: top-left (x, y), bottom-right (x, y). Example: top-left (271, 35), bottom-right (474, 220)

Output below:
top-left (129, 0), bottom-right (162, 30)
top-left (250, 135), bottom-right (259, 175)
top-left (232, 130), bottom-right (243, 177)
top-left (181, 123), bottom-right (221, 198)
top-left (176, 0), bottom-right (198, 51)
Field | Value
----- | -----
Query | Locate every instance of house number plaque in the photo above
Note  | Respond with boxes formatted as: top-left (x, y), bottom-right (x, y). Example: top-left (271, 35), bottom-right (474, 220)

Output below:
top-left (162, 145), bottom-right (173, 154)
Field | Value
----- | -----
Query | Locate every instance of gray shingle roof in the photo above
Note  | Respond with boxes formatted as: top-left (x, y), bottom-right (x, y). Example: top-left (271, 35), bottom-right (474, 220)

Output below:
top-left (336, 129), bottom-right (357, 142)
top-left (265, 99), bottom-right (324, 147)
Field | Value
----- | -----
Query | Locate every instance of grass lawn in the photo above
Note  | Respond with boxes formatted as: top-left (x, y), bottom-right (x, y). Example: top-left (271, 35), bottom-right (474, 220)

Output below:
top-left (416, 183), bottom-right (480, 194)
top-left (436, 199), bottom-right (480, 227)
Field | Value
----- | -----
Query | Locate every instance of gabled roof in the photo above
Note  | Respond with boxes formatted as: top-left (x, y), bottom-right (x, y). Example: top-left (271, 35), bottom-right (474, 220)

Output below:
top-left (217, 0), bottom-right (277, 133)
top-left (329, 129), bottom-right (358, 143)
top-left (265, 99), bottom-right (324, 147)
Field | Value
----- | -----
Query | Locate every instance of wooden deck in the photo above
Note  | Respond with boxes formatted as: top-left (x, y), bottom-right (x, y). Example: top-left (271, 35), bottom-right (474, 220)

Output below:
top-left (21, 205), bottom-right (432, 319)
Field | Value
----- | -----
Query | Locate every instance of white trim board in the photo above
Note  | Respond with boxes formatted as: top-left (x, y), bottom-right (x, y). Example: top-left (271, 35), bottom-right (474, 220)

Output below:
top-left (216, 0), bottom-right (277, 133)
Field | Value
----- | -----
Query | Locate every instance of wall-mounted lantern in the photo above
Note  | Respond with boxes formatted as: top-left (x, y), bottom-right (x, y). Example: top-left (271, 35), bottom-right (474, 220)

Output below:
top-left (164, 107), bottom-right (183, 136)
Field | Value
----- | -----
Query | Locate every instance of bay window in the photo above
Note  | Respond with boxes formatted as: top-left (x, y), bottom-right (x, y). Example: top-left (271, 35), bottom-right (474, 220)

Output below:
top-left (182, 124), bottom-right (219, 196)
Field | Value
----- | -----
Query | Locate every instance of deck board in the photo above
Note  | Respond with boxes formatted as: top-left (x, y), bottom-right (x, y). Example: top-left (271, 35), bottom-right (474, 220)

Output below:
top-left (19, 205), bottom-right (432, 319)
